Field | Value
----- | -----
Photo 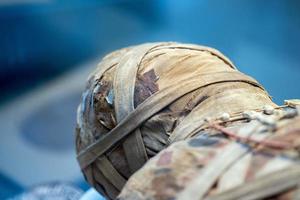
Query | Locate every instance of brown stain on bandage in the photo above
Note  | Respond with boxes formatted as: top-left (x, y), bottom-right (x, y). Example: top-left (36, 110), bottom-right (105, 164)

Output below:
top-left (134, 69), bottom-right (159, 107)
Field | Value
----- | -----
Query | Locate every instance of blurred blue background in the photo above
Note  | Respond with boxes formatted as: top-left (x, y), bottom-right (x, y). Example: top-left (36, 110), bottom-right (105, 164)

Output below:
top-left (0, 0), bottom-right (299, 199)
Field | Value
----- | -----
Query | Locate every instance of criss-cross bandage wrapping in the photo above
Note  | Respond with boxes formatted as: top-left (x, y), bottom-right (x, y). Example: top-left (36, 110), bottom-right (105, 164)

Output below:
top-left (75, 42), bottom-right (276, 199)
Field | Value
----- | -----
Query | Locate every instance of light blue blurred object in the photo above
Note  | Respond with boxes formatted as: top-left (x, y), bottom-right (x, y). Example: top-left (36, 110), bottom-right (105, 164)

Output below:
top-left (79, 189), bottom-right (105, 200)
top-left (7, 182), bottom-right (83, 200)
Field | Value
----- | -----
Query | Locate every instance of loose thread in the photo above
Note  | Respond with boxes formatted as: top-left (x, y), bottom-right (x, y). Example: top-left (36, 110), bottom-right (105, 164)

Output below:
top-left (209, 123), bottom-right (292, 150)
